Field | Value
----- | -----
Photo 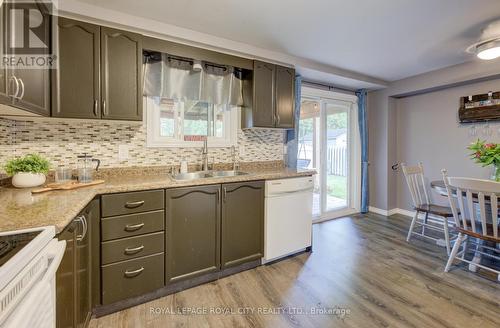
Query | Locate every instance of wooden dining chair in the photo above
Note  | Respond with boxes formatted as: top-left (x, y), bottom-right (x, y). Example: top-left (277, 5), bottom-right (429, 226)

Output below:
top-left (441, 172), bottom-right (499, 278)
top-left (401, 163), bottom-right (455, 254)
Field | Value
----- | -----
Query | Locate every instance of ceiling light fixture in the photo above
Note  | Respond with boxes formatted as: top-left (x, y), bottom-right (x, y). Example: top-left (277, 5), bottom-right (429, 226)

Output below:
top-left (466, 20), bottom-right (500, 60)
top-left (475, 39), bottom-right (500, 60)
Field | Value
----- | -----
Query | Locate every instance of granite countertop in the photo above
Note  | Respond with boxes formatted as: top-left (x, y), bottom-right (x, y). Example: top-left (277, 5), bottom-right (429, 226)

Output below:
top-left (0, 167), bottom-right (315, 233)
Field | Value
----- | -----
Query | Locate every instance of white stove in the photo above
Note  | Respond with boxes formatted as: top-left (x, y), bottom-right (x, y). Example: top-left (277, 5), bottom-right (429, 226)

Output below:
top-left (0, 226), bottom-right (65, 328)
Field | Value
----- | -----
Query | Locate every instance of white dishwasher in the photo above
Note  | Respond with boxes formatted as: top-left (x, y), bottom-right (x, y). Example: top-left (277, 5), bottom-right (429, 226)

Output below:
top-left (264, 176), bottom-right (314, 263)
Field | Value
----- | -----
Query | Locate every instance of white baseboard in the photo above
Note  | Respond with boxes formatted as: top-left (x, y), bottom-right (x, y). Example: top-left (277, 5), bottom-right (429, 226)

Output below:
top-left (368, 206), bottom-right (399, 217)
top-left (369, 207), bottom-right (448, 222)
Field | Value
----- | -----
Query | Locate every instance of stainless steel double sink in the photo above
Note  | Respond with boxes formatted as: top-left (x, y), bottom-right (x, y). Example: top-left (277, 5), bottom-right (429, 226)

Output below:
top-left (171, 170), bottom-right (249, 181)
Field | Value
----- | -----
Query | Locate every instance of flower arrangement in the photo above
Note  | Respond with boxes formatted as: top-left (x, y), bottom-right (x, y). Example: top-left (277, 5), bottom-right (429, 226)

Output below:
top-left (467, 139), bottom-right (500, 182)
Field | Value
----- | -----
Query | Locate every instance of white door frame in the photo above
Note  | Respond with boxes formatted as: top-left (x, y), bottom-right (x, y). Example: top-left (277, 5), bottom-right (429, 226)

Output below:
top-left (301, 87), bottom-right (361, 223)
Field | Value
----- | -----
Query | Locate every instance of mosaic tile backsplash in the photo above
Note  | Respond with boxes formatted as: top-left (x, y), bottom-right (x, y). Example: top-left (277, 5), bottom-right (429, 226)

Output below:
top-left (0, 118), bottom-right (285, 174)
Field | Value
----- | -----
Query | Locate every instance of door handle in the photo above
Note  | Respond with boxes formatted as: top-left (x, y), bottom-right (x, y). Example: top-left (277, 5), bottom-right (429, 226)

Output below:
top-left (124, 267), bottom-right (144, 278)
top-left (17, 78), bottom-right (25, 99)
top-left (9, 76), bottom-right (19, 98)
top-left (222, 187), bottom-right (227, 202)
top-left (124, 245), bottom-right (144, 255)
top-left (124, 222), bottom-right (144, 231)
top-left (124, 200), bottom-right (145, 208)
top-left (102, 99), bottom-right (107, 116)
top-left (75, 215), bottom-right (86, 241)
top-left (81, 215), bottom-right (88, 240)
top-left (93, 99), bottom-right (98, 116)
top-left (276, 113), bottom-right (280, 125)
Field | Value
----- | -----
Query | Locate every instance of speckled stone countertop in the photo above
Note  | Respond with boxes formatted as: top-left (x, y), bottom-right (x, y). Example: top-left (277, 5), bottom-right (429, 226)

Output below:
top-left (0, 167), bottom-right (315, 233)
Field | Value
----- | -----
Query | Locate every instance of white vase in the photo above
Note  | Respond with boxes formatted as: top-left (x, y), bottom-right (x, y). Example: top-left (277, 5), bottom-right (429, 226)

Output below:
top-left (11, 172), bottom-right (46, 188)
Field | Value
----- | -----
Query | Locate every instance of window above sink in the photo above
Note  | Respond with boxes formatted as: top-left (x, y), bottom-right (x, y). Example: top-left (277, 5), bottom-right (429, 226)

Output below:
top-left (145, 96), bottom-right (238, 148)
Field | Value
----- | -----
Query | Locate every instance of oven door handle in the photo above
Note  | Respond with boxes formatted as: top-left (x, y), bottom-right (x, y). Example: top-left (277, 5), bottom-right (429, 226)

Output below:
top-left (41, 239), bottom-right (66, 283)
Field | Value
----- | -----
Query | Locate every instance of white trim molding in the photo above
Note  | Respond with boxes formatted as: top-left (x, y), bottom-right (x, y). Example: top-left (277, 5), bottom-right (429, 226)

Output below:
top-left (368, 206), bottom-right (399, 217)
top-left (369, 207), bottom-right (448, 223)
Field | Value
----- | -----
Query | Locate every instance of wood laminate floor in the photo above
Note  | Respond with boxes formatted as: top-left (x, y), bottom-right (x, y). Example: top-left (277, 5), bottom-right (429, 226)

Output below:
top-left (89, 213), bottom-right (499, 328)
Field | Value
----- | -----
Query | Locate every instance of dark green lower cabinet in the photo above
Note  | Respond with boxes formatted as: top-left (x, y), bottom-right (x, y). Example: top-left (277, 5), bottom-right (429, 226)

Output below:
top-left (165, 182), bottom-right (264, 285)
top-left (165, 185), bottom-right (221, 284)
top-left (221, 181), bottom-right (264, 268)
top-left (101, 253), bottom-right (164, 304)
top-left (56, 198), bottom-right (100, 328)
top-left (56, 222), bottom-right (76, 328)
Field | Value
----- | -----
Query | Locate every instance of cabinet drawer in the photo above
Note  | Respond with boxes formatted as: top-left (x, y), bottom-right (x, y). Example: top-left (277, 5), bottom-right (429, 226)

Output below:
top-left (102, 190), bottom-right (164, 217)
top-left (101, 232), bottom-right (164, 265)
top-left (101, 210), bottom-right (164, 241)
top-left (101, 253), bottom-right (164, 305)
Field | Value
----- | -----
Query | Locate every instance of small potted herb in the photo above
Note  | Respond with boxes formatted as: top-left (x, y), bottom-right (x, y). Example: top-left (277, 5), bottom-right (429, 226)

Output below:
top-left (468, 139), bottom-right (500, 182)
top-left (4, 154), bottom-right (51, 188)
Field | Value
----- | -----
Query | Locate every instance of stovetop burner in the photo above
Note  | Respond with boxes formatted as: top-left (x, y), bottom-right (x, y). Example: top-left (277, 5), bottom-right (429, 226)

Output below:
top-left (0, 231), bottom-right (41, 267)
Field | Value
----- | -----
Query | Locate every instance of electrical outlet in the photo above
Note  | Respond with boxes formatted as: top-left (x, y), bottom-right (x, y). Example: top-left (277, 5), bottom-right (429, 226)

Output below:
top-left (118, 144), bottom-right (129, 161)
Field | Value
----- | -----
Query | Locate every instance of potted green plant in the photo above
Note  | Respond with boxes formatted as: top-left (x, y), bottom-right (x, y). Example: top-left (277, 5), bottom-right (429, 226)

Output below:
top-left (4, 154), bottom-right (51, 188)
top-left (467, 139), bottom-right (500, 182)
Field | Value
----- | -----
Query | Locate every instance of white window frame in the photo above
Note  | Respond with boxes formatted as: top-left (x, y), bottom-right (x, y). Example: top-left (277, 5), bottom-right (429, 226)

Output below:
top-left (145, 97), bottom-right (239, 148)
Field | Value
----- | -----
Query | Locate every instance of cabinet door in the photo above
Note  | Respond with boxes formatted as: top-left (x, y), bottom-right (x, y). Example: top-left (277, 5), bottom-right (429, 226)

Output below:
top-left (275, 66), bottom-right (295, 129)
top-left (53, 18), bottom-right (100, 119)
top-left (75, 213), bottom-right (90, 328)
top-left (221, 181), bottom-right (264, 269)
top-left (4, 1), bottom-right (50, 115)
top-left (165, 185), bottom-right (221, 284)
top-left (56, 223), bottom-right (76, 328)
top-left (252, 61), bottom-right (275, 128)
top-left (101, 27), bottom-right (142, 120)
top-left (87, 198), bottom-right (101, 309)
top-left (0, 5), bottom-right (9, 104)
top-left (76, 198), bottom-right (99, 328)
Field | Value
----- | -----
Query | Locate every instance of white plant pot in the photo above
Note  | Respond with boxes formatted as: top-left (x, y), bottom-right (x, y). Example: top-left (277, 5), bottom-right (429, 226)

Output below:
top-left (11, 172), bottom-right (46, 188)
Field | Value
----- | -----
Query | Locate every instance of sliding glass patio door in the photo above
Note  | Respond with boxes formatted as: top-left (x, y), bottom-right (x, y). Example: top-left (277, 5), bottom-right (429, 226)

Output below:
top-left (298, 88), bottom-right (359, 221)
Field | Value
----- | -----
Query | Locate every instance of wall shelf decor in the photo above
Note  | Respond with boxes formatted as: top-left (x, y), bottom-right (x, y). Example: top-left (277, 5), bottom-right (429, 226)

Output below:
top-left (459, 91), bottom-right (500, 123)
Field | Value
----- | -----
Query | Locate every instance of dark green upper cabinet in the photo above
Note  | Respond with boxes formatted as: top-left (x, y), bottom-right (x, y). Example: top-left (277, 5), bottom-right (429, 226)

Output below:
top-left (101, 27), bottom-right (142, 121)
top-left (165, 185), bottom-right (221, 284)
top-left (52, 18), bottom-right (100, 119)
top-left (244, 60), bottom-right (295, 129)
top-left (0, 5), bottom-right (8, 103)
top-left (1, 1), bottom-right (50, 116)
top-left (252, 61), bottom-right (275, 128)
top-left (221, 181), bottom-right (264, 269)
top-left (275, 66), bottom-right (295, 128)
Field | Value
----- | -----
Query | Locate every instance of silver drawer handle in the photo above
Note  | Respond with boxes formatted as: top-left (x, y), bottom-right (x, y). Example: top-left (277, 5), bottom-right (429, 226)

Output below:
top-left (124, 223), bottom-right (145, 231)
top-left (125, 200), bottom-right (145, 208)
top-left (124, 245), bottom-right (144, 255)
top-left (124, 267), bottom-right (144, 278)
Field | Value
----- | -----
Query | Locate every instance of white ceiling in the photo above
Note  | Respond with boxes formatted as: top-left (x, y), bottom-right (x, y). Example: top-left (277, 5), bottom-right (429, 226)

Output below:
top-left (75, 0), bottom-right (500, 83)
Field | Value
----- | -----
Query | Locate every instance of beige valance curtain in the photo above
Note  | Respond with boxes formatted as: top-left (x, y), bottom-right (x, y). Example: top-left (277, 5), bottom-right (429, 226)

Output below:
top-left (143, 52), bottom-right (251, 107)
